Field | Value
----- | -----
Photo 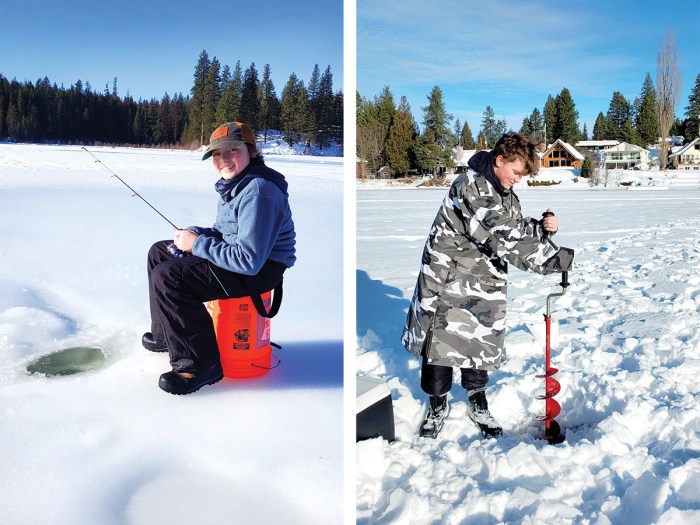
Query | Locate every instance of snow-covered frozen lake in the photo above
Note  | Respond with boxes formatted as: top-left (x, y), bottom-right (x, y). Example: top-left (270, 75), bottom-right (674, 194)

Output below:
top-left (0, 143), bottom-right (343, 524)
top-left (356, 184), bottom-right (700, 524)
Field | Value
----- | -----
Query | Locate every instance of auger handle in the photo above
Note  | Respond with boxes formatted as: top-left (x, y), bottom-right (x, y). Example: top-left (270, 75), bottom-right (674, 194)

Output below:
top-left (541, 211), bottom-right (560, 251)
top-left (561, 271), bottom-right (569, 289)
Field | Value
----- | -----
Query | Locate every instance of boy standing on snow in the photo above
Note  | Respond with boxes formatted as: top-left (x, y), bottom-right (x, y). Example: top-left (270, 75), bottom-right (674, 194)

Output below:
top-left (142, 122), bottom-right (296, 395)
top-left (402, 132), bottom-right (573, 438)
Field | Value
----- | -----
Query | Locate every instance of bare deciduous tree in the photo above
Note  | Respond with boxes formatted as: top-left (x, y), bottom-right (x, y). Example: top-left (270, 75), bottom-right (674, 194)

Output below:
top-left (656, 31), bottom-right (682, 170)
top-left (356, 119), bottom-right (388, 178)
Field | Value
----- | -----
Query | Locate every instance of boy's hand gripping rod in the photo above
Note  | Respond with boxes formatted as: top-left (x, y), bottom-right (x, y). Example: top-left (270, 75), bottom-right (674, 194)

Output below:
top-left (81, 147), bottom-right (187, 257)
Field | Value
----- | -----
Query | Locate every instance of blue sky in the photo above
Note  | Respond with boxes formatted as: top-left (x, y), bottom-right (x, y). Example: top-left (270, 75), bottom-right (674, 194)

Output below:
top-left (0, 0), bottom-right (343, 101)
top-left (358, 0), bottom-right (700, 135)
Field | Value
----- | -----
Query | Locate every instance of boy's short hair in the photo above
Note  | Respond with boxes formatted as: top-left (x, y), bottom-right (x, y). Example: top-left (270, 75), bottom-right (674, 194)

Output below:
top-left (492, 132), bottom-right (539, 176)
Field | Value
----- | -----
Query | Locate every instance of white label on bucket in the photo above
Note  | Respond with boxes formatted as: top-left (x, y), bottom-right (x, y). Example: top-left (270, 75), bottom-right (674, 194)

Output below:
top-left (260, 318), bottom-right (270, 342)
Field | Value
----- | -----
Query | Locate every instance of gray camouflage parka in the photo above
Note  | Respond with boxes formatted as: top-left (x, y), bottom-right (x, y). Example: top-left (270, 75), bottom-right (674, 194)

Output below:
top-left (401, 159), bottom-right (574, 370)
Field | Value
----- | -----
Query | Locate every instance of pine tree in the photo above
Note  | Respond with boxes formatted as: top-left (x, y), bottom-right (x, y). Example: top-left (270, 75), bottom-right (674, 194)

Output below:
top-left (315, 66), bottom-right (335, 149)
top-left (553, 87), bottom-right (579, 144)
top-left (258, 63), bottom-right (277, 143)
top-left (581, 156), bottom-right (593, 178)
top-left (481, 105), bottom-right (497, 148)
top-left (636, 73), bottom-right (660, 146)
top-left (582, 123), bottom-right (589, 141)
top-left (454, 118), bottom-right (461, 145)
top-left (593, 112), bottom-right (607, 140)
top-left (202, 57), bottom-right (221, 137)
top-left (188, 50), bottom-right (211, 146)
top-left (375, 86), bottom-right (395, 130)
top-left (528, 107), bottom-right (544, 144)
top-left (519, 116), bottom-right (532, 135)
top-left (240, 62), bottom-right (260, 130)
top-left (415, 86), bottom-right (455, 174)
top-left (684, 73), bottom-right (700, 141)
top-left (543, 95), bottom-right (556, 144)
top-left (216, 61), bottom-right (242, 124)
top-left (606, 91), bottom-right (633, 143)
top-left (280, 73), bottom-right (311, 147)
top-left (308, 64), bottom-right (321, 107)
top-left (494, 118), bottom-right (508, 141)
top-left (385, 96), bottom-right (416, 175)
top-left (461, 121), bottom-right (475, 149)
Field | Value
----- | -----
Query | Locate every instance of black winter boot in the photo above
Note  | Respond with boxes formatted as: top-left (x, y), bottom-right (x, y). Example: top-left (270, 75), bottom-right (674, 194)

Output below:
top-left (142, 332), bottom-right (167, 353)
top-left (419, 394), bottom-right (449, 438)
top-left (158, 361), bottom-right (224, 395)
top-left (467, 389), bottom-right (502, 438)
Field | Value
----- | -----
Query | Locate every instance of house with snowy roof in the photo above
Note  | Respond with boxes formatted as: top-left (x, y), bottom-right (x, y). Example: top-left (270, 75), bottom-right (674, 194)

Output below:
top-left (574, 140), bottom-right (619, 152)
top-left (600, 142), bottom-right (651, 170)
top-left (540, 139), bottom-right (584, 168)
top-left (669, 138), bottom-right (700, 170)
top-left (454, 145), bottom-right (476, 173)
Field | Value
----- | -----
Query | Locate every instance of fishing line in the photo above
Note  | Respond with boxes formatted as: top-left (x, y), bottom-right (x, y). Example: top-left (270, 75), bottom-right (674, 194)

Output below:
top-left (82, 146), bottom-right (186, 257)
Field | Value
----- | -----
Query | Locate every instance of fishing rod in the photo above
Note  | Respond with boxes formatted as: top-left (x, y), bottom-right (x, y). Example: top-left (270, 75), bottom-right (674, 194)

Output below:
top-left (82, 146), bottom-right (186, 257)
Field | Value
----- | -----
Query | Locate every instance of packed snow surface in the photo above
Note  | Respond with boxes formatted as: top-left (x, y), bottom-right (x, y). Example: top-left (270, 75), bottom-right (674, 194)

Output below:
top-left (0, 143), bottom-right (343, 524)
top-left (356, 180), bottom-right (700, 524)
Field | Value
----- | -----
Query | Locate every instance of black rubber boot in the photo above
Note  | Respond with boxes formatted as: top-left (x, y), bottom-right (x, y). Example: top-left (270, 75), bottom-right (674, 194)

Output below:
top-left (142, 332), bottom-right (167, 353)
top-left (158, 362), bottom-right (224, 395)
top-left (419, 394), bottom-right (449, 438)
top-left (467, 389), bottom-right (503, 438)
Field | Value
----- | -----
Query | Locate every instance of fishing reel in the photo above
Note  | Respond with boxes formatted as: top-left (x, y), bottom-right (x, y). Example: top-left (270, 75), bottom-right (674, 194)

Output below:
top-left (167, 243), bottom-right (188, 258)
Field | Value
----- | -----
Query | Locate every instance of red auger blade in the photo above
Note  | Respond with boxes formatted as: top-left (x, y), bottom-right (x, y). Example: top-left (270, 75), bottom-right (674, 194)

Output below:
top-left (536, 375), bottom-right (561, 399)
top-left (536, 367), bottom-right (559, 379)
top-left (537, 396), bottom-right (561, 422)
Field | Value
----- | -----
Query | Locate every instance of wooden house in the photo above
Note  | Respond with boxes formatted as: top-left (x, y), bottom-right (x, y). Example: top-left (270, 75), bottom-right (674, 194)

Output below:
top-left (540, 139), bottom-right (584, 168)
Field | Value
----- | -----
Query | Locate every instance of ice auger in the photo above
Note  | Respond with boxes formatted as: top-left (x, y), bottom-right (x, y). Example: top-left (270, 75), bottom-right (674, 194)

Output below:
top-left (536, 211), bottom-right (569, 444)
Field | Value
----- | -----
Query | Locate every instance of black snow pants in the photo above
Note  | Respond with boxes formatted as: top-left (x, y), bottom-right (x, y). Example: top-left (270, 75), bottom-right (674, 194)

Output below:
top-left (421, 357), bottom-right (489, 396)
top-left (147, 240), bottom-right (285, 373)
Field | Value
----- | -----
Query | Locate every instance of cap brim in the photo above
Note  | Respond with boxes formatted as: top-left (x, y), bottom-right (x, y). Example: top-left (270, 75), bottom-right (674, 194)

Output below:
top-left (201, 139), bottom-right (247, 160)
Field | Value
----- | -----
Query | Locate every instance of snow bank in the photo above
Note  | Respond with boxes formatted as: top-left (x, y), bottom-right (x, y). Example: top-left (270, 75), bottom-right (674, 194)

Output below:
top-left (358, 166), bottom-right (700, 191)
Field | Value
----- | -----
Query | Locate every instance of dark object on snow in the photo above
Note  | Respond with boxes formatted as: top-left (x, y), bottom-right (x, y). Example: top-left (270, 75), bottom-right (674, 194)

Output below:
top-left (158, 361), bottom-right (224, 395)
top-left (419, 393), bottom-right (449, 439)
top-left (467, 389), bottom-right (502, 438)
top-left (142, 332), bottom-right (167, 353)
top-left (26, 346), bottom-right (106, 376)
top-left (357, 375), bottom-right (395, 442)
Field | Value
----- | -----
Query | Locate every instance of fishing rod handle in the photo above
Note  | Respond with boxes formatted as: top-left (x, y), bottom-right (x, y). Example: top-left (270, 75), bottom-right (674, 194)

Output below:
top-left (167, 242), bottom-right (187, 258)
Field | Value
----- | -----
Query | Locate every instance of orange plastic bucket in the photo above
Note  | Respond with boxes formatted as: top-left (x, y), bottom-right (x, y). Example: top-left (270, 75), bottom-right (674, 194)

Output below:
top-left (205, 292), bottom-right (272, 378)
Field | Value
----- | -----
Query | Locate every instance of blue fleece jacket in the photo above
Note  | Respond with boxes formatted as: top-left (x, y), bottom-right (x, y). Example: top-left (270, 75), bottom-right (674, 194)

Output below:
top-left (189, 161), bottom-right (296, 275)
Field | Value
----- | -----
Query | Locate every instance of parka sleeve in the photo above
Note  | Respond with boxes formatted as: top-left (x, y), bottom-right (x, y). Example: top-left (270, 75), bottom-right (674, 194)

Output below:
top-left (454, 187), bottom-right (573, 275)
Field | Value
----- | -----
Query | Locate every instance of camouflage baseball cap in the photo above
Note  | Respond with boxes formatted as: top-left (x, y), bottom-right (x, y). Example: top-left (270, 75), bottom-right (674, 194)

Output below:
top-left (202, 122), bottom-right (256, 160)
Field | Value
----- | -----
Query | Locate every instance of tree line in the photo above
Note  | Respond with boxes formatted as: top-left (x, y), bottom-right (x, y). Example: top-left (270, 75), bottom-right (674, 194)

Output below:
top-left (0, 51), bottom-right (343, 151)
top-left (358, 62), bottom-right (699, 177)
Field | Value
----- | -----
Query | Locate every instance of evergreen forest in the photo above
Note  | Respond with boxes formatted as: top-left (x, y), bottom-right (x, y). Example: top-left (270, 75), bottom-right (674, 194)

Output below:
top-left (0, 50), bottom-right (343, 152)
top-left (358, 73), bottom-right (700, 177)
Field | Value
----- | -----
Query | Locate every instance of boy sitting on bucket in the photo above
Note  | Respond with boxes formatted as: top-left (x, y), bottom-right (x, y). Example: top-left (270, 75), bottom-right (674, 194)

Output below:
top-left (142, 122), bottom-right (296, 395)
top-left (401, 132), bottom-right (574, 438)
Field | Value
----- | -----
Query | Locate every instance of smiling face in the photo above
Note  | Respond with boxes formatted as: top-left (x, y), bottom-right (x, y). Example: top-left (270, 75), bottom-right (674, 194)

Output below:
top-left (493, 155), bottom-right (526, 190)
top-left (211, 145), bottom-right (254, 179)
